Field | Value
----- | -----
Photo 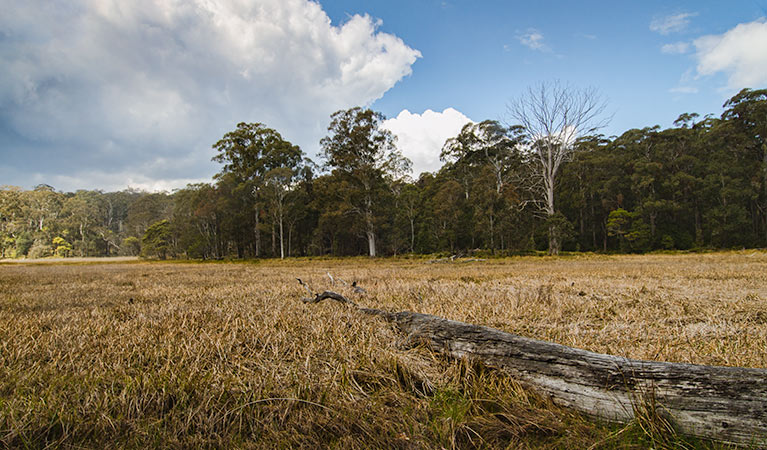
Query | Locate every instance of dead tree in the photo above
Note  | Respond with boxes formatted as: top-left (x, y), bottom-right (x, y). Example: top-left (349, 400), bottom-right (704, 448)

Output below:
top-left (507, 81), bottom-right (608, 255)
top-left (300, 285), bottom-right (767, 446)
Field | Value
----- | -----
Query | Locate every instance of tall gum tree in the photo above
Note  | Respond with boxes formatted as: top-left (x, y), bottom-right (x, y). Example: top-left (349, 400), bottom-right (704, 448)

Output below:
top-left (507, 81), bottom-right (608, 255)
top-left (441, 120), bottom-right (525, 251)
top-left (212, 122), bottom-right (303, 258)
top-left (721, 88), bottom-right (767, 244)
top-left (320, 107), bottom-right (411, 257)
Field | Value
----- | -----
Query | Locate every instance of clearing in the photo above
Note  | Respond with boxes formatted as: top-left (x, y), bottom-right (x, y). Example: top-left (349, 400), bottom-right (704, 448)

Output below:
top-left (1, 252), bottom-right (765, 448)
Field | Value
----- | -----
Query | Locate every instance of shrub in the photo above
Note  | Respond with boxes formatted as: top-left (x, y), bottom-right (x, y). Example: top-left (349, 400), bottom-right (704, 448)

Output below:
top-left (14, 233), bottom-right (33, 256)
top-left (121, 237), bottom-right (141, 256)
top-left (141, 220), bottom-right (173, 259)
top-left (53, 236), bottom-right (73, 257)
top-left (27, 239), bottom-right (53, 259)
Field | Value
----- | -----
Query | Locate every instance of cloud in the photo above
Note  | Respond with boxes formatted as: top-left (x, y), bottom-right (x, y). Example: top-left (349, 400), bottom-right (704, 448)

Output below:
top-left (650, 12), bottom-right (697, 35)
top-left (693, 19), bottom-right (767, 90)
top-left (0, 0), bottom-right (421, 192)
top-left (669, 86), bottom-right (699, 94)
top-left (517, 29), bottom-right (550, 52)
top-left (661, 42), bottom-right (690, 54)
top-left (382, 108), bottom-right (473, 175)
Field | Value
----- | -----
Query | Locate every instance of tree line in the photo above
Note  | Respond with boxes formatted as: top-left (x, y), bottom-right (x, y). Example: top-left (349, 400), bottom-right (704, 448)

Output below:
top-left (1, 86), bottom-right (765, 259)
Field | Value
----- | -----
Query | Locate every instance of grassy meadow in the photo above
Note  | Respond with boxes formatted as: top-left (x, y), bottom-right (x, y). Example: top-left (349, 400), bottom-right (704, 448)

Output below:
top-left (2, 252), bottom-right (766, 448)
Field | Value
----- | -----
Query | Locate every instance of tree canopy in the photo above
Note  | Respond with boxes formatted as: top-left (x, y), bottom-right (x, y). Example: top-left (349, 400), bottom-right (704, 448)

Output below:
top-left (3, 87), bottom-right (767, 259)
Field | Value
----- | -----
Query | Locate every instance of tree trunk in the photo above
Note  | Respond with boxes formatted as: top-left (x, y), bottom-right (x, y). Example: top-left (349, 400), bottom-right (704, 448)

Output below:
top-left (303, 291), bottom-right (767, 447)
top-left (80, 223), bottom-right (85, 256)
top-left (365, 196), bottom-right (376, 257)
top-left (695, 204), bottom-right (703, 246)
top-left (366, 229), bottom-right (376, 257)
top-left (410, 218), bottom-right (415, 253)
top-left (271, 220), bottom-right (276, 256)
top-left (546, 180), bottom-right (559, 255)
top-left (288, 224), bottom-right (292, 257)
top-left (489, 211), bottom-right (494, 253)
top-left (279, 215), bottom-right (285, 259)
top-left (254, 208), bottom-right (260, 257)
top-left (387, 311), bottom-right (767, 446)
top-left (366, 231), bottom-right (376, 258)
top-left (548, 222), bottom-right (560, 256)
top-left (591, 197), bottom-right (597, 250)
top-left (763, 143), bottom-right (767, 245)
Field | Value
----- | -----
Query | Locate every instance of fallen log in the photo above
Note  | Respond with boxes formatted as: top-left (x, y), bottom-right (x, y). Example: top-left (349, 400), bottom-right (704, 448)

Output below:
top-left (302, 289), bottom-right (767, 446)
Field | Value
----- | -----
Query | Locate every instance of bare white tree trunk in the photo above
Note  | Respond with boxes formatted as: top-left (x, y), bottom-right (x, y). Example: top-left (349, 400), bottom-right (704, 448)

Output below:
top-left (366, 228), bottom-right (376, 257)
top-left (365, 205), bottom-right (376, 257)
top-left (364, 189), bottom-right (376, 257)
top-left (279, 214), bottom-right (284, 259)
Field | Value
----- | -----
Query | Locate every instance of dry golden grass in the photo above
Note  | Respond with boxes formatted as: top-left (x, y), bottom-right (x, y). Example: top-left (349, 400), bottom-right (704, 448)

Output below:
top-left (2, 252), bottom-right (763, 448)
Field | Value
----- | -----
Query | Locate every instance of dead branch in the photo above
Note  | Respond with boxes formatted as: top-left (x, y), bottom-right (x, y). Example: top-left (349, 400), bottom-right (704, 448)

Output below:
top-left (351, 281), bottom-right (366, 294)
top-left (301, 290), bottom-right (358, 307)
top-left (296, 278), bottom-right (314, 297)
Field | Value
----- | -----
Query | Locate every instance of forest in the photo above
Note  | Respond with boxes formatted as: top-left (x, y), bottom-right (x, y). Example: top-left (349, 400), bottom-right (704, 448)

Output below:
top-left (1, 87), bottom-right (765, 260)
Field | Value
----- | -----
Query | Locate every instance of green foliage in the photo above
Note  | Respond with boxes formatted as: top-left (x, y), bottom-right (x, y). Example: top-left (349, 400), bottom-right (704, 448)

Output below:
top-left (1, 235), bottom-right (15, 258)
top-left (121, 236), bottom-right (141, 256)
top-left (52, 236), bottom-right (72, 257)
top-left (14, 233), bottom-right (33, 257)
top-left (661, 234), bottom-right (675, 250)
top-left (141, 220), bottom-right (173, 260)
top-left (212, 122), bottom-right (302, 183)
top-left (27, 239), bottom-right (53, 259)
top-left (320, 107), bottom-right (411, 257)
top-left (210, 122), bottom-right (306, 258)
top-left (607, 209), bottom-right (651, 252)
top-left (545, 212), bottom-right (575, 251)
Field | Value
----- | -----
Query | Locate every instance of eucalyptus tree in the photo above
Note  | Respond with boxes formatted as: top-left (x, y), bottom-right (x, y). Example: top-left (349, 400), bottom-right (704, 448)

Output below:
top-left (441, 120), bottom-right (524, 194)
top-left (507, 81), bottom-right (608, 254)
top-left (264, 161), bottom-right (310, 259)
top-left (398, 183), bottom-right (421, 253)
top-left (0, 186), bottom-right (24, 257)
top-left (25, 184), bottom-right (63, 233)
top-left (441, 120), bottom-right (525, 251)
top-left (320, 107), bottom-right (411, 257)
top-left (212, 122), bottom-right (303, 257)
top-left (60, 190), bottom-right (104, 256)
top-left (126, 193), bottom-right (172, 239)
top-left (721, 88), bottom-right (767, 244)
top-left (172, 183), bottom-right (221, 259)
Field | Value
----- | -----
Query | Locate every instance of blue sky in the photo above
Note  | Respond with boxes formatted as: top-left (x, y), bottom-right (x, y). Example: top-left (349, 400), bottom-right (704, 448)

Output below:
top-left (1, 0), bottom-right (766, 191)
top-left (326, 0), bottom-right (766, 134)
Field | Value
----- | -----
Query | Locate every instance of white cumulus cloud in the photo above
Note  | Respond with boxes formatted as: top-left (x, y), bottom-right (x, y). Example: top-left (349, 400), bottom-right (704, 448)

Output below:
top-left (382, 108), bottom-right (473, 176)
top-left (661, 42), bottom-right (690, 54)
top-left (650, 12), bottom-right (697, 35)
top-left (693, 19), bottom-right (767, 90)
top-left (0, 0), bottom-right (421, 191)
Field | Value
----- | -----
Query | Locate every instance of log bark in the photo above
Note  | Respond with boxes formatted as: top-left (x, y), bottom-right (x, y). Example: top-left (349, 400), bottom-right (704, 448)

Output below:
top-left (304, 290), bottom-right (767, 446)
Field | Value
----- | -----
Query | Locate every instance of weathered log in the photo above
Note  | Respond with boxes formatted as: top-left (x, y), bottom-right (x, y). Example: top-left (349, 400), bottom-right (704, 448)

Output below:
top-left (305, 289), bottom-right (767, 446)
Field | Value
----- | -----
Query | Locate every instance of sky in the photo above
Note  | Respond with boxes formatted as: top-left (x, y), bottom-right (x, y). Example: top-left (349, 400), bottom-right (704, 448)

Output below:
top-left (1, 0), bottom-right (766, 192)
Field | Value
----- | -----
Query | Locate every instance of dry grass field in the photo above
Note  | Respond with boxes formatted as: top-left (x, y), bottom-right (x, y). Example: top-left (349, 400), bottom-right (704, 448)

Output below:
top-left (2, 252), bottom-right (766, 448)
